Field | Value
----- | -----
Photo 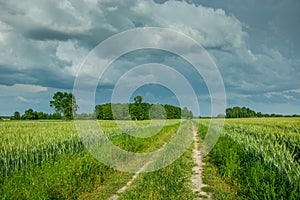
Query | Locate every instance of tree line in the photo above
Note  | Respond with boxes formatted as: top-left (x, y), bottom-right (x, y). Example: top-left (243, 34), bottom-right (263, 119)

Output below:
top-left (11, 92), bottom-right (193, 120)
top-left (225, 106), bottom-right (298, 118)
top-left (13, 109), bottom-right (62, 120)
top-left (7, 92), bottom-right (300, 120)
top-left (94, 95), bottom-right (193, 120)
top-left (11, 92), bottom-right (77, 120)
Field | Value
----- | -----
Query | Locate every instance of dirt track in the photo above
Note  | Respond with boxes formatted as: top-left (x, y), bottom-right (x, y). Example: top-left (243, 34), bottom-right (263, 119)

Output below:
top-left (191, 125), bottom-right (212, 199)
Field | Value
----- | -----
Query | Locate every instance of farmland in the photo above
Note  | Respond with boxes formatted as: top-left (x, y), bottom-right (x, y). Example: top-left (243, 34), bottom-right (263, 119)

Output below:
top-left (200, 118), bottom-right (300, 199)
top-left (0, 118), bottom-right (299, 199)
top-left (0, 119), bottom-right (197, 199)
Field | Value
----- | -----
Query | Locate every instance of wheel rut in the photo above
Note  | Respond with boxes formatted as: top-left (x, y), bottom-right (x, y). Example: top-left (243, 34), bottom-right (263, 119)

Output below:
top-left (191, 125), bottom-right (212, 199)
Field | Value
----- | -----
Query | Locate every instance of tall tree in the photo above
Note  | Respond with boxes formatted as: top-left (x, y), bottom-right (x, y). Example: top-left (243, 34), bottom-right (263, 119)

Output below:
top-left (134, 95), bottom-right (143, 104)
top-left (131, 96), bottom-right (145, 120)
top-left (94, 104), bottom-right (103, 120)
top-left (102, 103), bottom-right (113, 120)
top-left (13, 111), bottom-right (21, 120)
top-left (130, 104), bottom-right (144, 120)
top-left (50, 92), bottom-right (78, 120)
top-left (181, 107), bottom-right (193, 119)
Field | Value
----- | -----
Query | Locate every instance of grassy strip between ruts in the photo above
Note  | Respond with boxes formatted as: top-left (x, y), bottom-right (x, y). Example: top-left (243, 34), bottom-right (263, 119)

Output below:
top-left (116, 121), bottom-right (196, 200)
top-left (79, 121), bottom-right (185, 199)
top-left (117, 147), bottom-right (196, 200)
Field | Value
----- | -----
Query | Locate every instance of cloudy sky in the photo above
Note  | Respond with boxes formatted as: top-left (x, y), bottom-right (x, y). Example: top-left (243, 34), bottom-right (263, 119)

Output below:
top-left (0, 0), bottom-right (299, 117)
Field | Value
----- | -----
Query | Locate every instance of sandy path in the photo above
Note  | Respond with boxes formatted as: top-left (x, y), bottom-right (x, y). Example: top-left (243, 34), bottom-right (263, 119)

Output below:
top-left (108, 141), bottom-right (169, 200)
top-left (109, 123), bottom-right (211, 200)
top-left (191, 125), bottom-right (212, 199)
top-left (108, 160), bottom-right (153, 200)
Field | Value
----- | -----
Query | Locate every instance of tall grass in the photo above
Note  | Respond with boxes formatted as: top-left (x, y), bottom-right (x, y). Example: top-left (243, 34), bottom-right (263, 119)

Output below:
top-left (118, 121), bottom-right (196, 199)
top-left (0, 120), bottom-right (185, 199)
top-left (199, 118), bottom-right (300, 199)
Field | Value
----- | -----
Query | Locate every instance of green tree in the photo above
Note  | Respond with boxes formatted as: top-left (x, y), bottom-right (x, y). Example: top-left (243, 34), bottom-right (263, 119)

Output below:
top-left (217, 113), bottom-right (226, 118)
top-left (149, 104), bottom-right (166, 119)
top-left (13, 111), bottom-right (21, 120)
top-left (226, 106), bottom-right (257, 118)
top-left (50, 92), bottom-right (78, 120)
top-left (130, 96), bottom-right (144, 120)
top-left (257, 112), bottom-right (263, 118)
top-left (188, 110), bottom-right (194, 119)
top-left (37, 112), bottom-right (49, 119)
top-left (93, 101), bottom-right (193, 121)
top-left (181, 107), bottom-right (193, 119)
top-left (94, 105), bottom-right (103, 120)
top-left (49, 113), bottom-right (62, 120)
top-left (134, 95), bottom-right (143, 104)
top-left (102, 103), bottom-right (113, 120)
top-left (22, 109), bottom-right (38, 120)
top-left (111, 103), bottom-right (130, 120)
top-left (130, 104), bottom-right (144, 120)
top-left (164, 104), bottom-right (181, 119)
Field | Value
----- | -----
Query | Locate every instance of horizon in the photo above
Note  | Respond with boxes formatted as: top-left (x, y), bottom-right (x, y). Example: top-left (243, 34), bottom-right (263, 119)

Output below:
top-left (1, 99), bottom-right (298, 118)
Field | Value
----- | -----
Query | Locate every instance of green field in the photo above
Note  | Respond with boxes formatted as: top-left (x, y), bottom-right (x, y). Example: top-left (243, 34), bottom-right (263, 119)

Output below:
top-left (0, 118), bottom-right (299, 199)
top-left (200, 118), bottom-right (300, 199)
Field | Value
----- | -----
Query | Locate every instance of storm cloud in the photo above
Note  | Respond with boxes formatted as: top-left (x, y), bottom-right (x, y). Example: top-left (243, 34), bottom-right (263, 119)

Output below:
top-left (0, 0), bottom-right (299, 116)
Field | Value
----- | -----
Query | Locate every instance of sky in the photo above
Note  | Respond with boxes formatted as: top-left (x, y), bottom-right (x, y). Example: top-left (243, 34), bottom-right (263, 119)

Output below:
top-left (0, 0), bottom-right (299, 117)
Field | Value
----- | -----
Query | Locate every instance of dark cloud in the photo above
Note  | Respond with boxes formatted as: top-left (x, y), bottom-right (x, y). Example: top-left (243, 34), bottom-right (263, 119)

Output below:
top-left (192, 0), bottom-right (300, 58)
top-left (27, 68), bottom-right (74, 89)
top-left (0, 65), bottom-right (36, 86)
top-left (25, 27), bottom-right (73, 41)
top-left (0, 61), bottom-right (74, 89)
top-left (0, 0), bottom-right (299, 116)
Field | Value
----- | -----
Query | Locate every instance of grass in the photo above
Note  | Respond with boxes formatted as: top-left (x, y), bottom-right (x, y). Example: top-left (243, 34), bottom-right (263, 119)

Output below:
top-left (197, 121), bottom-right (240, 200)
top-left (0, 150), bottom-right (133, 199)
top-left (118, 143), bottom-right (196, 200)
top-left (198, 118), bottom-right (300, 199)
top-left (202, 159), bottom-right (240, 200)
top-left (0, 119), bottom-right (188, 199)
top-left (1, 118), bottom-right (299, 199)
